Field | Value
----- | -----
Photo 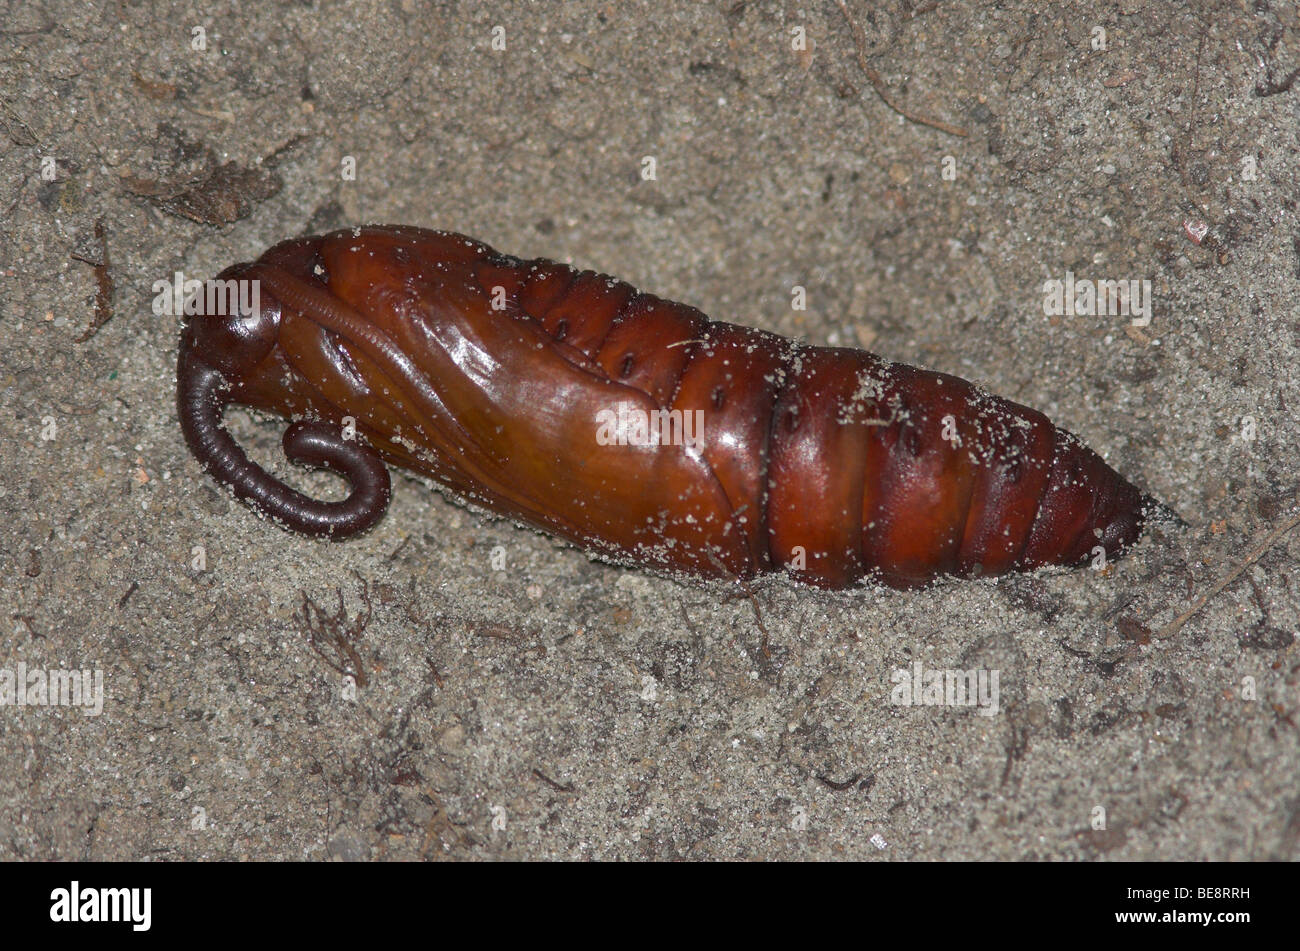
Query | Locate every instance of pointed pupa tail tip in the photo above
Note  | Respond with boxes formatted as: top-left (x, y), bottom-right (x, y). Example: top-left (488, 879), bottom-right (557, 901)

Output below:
top-left (1141, 494), bottom-right (1187, 531)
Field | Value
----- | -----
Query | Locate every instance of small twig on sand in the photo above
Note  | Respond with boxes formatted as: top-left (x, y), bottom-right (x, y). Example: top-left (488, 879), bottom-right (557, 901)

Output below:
top-left (836, 0), bottom-right (968, 138)
top-left (1157, 510), bottom-right (1300, 639)
top-left (73, 218), bottom-right (114, 343)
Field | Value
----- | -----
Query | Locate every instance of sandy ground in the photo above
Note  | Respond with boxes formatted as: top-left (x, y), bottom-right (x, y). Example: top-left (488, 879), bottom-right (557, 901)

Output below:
top-left (1, 0), bottom-right (1298, 861)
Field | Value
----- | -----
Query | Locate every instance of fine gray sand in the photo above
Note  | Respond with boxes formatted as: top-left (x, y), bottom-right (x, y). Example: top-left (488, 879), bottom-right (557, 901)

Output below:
top-left (2, 0), bottom-right (1298, 860)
